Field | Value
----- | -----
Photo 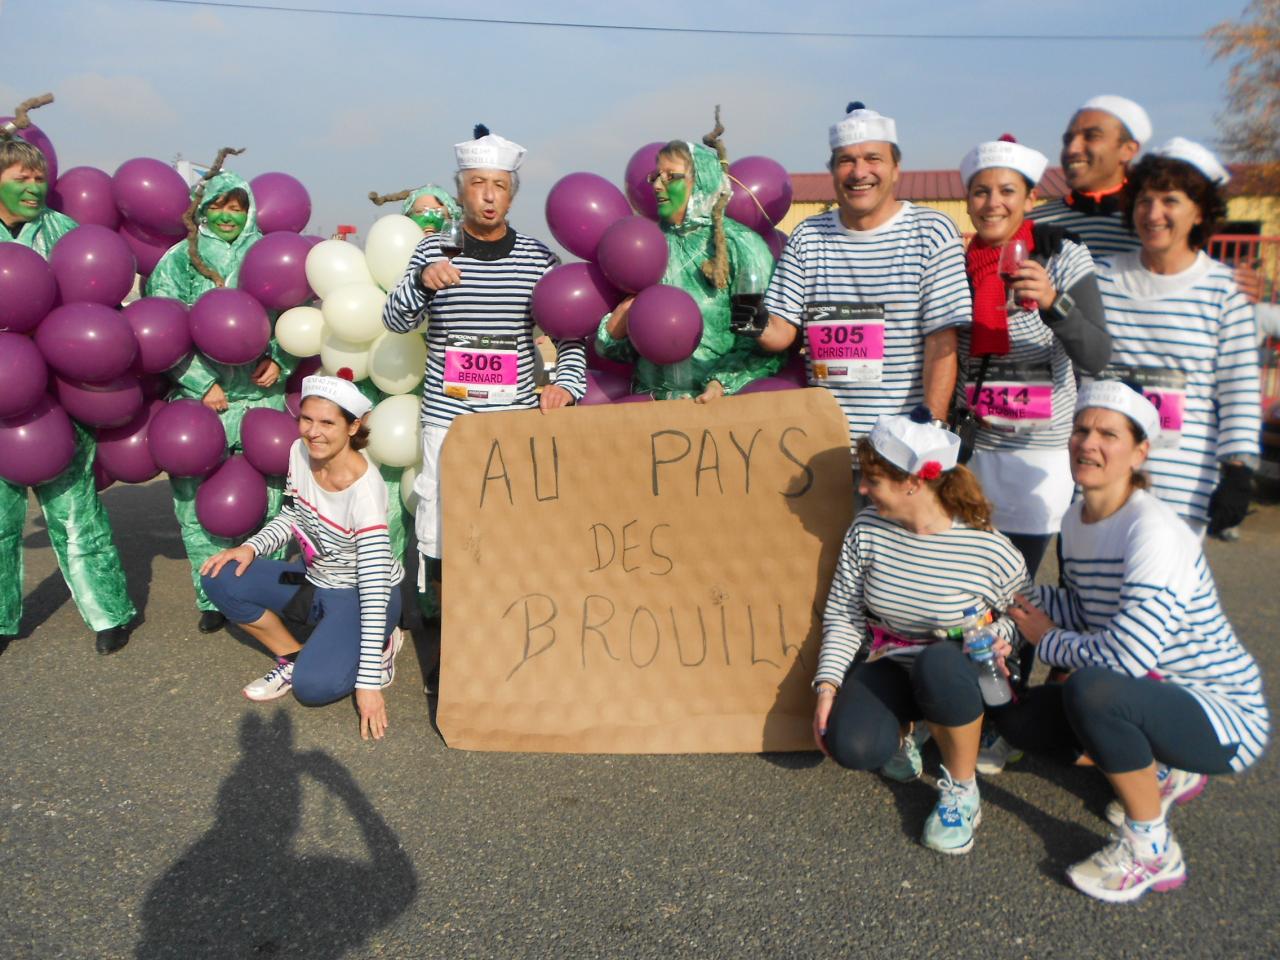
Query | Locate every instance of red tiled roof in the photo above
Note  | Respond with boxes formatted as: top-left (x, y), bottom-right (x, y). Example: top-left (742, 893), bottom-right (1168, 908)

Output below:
top-left (791, 165), bottom-right (1252, 204)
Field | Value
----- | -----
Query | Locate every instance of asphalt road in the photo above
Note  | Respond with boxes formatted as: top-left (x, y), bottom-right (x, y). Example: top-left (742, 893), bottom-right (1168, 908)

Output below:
top-left (1, 479), bottom-right (1277, 960)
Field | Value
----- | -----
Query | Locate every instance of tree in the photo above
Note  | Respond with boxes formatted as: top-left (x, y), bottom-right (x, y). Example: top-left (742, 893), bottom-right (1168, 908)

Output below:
top-left (1207, 1), bottom-right (1280, 191)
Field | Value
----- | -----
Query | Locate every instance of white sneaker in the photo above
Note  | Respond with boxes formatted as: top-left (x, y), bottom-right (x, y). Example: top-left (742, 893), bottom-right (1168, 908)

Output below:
top-left (976, 726), bottom-right (1023, 775)
top-left (381, 627), bottom-right (405, 688)
top-left (1105, 767), bottom-right (1208, 827)
top-left (242, 658), bottom-right (294, 702)
top-left (1067, 833), bottom-right (1186, 903)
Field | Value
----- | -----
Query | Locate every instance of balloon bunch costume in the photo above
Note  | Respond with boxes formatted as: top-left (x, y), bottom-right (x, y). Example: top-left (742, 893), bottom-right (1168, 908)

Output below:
top-left (147, 171), bottom-right (296, 612)
top-left (0, 150), bottom-right (135, 643)
top-left (595, 142), bottom-right (780, 398)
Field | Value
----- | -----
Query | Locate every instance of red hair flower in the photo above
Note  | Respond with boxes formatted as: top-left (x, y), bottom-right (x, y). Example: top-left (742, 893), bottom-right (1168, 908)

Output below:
top-left (918, 461), bottom-right (942, 481)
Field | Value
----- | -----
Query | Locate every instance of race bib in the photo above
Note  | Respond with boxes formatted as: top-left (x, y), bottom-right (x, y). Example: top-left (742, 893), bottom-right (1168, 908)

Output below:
top-left (443, 334), bottom-right (519, 404)
top-left (866, 623), bottom-right (930, 662)
top-left (805, 303), bottom-right (886, 383)
top-left (966, 361), bottom-right (1054, 434)
top-left (292, 524), bottom-right (319, 567)
top-left (1097, 365), bottom-right (1186, 450)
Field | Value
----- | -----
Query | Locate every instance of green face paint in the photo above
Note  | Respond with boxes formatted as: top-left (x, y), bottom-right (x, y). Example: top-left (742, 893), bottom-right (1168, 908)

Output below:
top-left (656, 175), bottom-right (689, 224)
top-left (410, 208), bottom-right (446, 233)
top-left (206, 207), bottom-right (248, 241)
top-left (0, 178), bottom-right (47, 221)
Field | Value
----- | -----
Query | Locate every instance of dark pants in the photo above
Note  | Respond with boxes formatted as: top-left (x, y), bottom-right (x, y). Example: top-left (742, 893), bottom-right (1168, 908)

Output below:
top-left (993, 667), bottom-right (1239, 775)
top-left (824, 643), bottom-right (985, 771)
top-left (1004, 532), bottom-right (1052, 580)
top-left (203, 558), bottom-right (402, 706)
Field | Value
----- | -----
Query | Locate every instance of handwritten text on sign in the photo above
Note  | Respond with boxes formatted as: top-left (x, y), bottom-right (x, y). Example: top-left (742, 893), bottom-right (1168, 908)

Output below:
top-left (438, 388), bottom-right (854, 753)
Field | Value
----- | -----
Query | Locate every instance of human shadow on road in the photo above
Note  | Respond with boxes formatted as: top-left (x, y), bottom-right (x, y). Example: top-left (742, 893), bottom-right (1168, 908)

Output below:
top-left (134, 712), bottom-right (417, 959)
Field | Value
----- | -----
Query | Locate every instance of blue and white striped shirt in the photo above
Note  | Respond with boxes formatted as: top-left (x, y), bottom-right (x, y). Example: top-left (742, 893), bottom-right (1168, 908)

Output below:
top-left (1095, 251), bottom-right (1261, 524)
top-left (381, 231), bottom-right (588, 430)
top-left (247, 441), bottom-right (404, 690)
top-left (1035, 490), bottom-right (1269, 770)
top-left (1028, 199), bottom-right (1140, 258)
top-left (817, 508), bottom-right (1029, 687)
top-left (765, 203), bottom-right (972, 445)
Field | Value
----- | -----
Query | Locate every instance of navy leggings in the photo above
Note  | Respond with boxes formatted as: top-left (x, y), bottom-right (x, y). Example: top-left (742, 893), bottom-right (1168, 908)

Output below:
top-left (993, 667), bottom-right (1239, 775)
top-left (202, 558), bottom-right (402, 706)
top-left (824, 643), bottom-right (985, 770)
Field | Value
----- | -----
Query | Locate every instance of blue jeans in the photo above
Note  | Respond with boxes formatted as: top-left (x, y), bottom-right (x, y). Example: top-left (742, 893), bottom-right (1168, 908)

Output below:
top-left (203, 558), bottom-right (402, 706)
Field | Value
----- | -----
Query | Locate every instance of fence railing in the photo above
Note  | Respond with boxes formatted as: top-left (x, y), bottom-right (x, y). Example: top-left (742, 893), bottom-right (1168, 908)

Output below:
top-left (1208, 234), bottom-right (1280, 304)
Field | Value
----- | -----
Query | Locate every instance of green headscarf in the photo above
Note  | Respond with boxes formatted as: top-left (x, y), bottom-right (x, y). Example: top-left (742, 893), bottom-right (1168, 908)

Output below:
top-left (401, 184), bottom-right (461, 229)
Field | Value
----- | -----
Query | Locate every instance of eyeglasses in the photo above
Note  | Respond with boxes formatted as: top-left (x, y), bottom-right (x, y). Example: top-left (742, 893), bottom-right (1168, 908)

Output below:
top-left (645, 171), bottom-right (688, 185)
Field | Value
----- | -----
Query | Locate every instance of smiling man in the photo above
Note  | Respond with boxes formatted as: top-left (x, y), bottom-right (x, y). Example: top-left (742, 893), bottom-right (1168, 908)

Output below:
top-left (0, 139), bottom-right (75, 254)
top-left (756, 103), bottom-right (971, 448)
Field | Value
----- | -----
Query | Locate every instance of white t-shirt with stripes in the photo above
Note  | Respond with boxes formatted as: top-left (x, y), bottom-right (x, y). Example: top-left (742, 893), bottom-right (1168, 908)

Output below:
top-left (247, 441), bottom-right (405, 690)
top-left (817, 508), bottom-right (1030, 688)
top-left (1034, 490), bottom-right (1269, 771)
top-left (765, 203), bottom-right (972, 445)
top-left (1095, 251), bottom-right (1261, 525)
top-left (1028, 199), bottom-right (1140, 258)
top-left (381, 231), bottom-right (588, 430)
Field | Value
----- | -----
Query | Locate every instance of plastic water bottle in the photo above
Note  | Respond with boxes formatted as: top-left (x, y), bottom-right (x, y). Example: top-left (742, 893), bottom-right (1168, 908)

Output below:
top-left (960, 606), bottom-right (1012, 707)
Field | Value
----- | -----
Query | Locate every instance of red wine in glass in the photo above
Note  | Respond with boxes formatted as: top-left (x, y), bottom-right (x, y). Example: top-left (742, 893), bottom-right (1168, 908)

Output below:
top-left (439, 219), bottom-right (465, 259)
top-left (998, 238), bottom-right (1029, 310)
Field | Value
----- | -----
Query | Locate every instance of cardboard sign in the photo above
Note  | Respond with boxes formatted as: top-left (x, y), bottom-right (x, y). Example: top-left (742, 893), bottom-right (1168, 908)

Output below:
top-left (438, 388), bottom-right (854, 753)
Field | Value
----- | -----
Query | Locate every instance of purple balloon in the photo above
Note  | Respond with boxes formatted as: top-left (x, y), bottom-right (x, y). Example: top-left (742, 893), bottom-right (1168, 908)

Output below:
top-left (727, 156), bottom-right (793, 231)
top-left (241, 407), bottom-right (297, 476)
top-left (545, 172), bottom-right (632, 261)
top-left (530, 262), bottom-right (622, 340)
top-left (0, 395), bottom-right (76, 486)
top-left (196, 454), bottom-right (268, 538)
top-left (93, 456), bottom-right (114, 492)
top-left (766, 228), bottom-right (787, 261)
top-left (626, 284), bottom-right (703, 365)
top-left (119, 219), bottom-right (183, 276)
top-left (149, 399), bottom-right (227, 477)
top-left (616, 393), bottom-right (655, 404)
top-left (189, 288), bottom-right (270, 365)
top-left (54, 374), bottom-right (144, 428)
top-left (238, 232), bottom-right (314, 311)
top-left (50, 166), bottom-right (119, 229)
top-left (0, 119), bottom-right (58, 185)
top-left (137, 372), bottom-right (172, 401)
top-left (580, 369), bottom-right (632, 406)
top-left (596, 216), bottom-right (669, 294)
top-left (624, 142), bottom-right (665, 221)
top-left (586, 337), bottom-right (633, 378)
top-left (0, 332), bottom-right (49, 419)
top-left (0, 243), bottom-right (57, 333)
top-left (301, 234), bottom-right (326, 248)
top-left (737, 376), bottom-right (802, 395)
top-left (96, 398), bottom-right (165, 483)
top-left (284, 354), bottom-right (322, 416)
top-left (111, 158), bottom-right (191, 237)
top-left (250, 172), bottom-right (312, 234)
top-left (48, 224), bottom-right (137, 306)
top-left (123, 296), bottom-right (192, 373)
top-left (35, 303), bottom-right (138, 382)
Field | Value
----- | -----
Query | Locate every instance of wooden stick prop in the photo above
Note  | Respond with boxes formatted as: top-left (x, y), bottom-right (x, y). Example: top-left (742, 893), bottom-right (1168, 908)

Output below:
top-left (182, 146), bottom-right (245, 288)
top-left (700, 105), bottom-right (731, 291)
top-left (369, 189), bottom-right (412, 206)
top-left (1, 93), bottom-right (55, 138)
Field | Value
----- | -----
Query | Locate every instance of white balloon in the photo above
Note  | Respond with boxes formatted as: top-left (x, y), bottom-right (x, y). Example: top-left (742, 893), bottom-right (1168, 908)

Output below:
top-left (366, 393), bottom-right (422, 468)
top-left (366, 214), bottom-right (426, 292)
top-left (321, 282), bottom-right (387, 343)
top-left (400, 463), bottom-right (419, 513)
top-left (274, 305), bottom-right (326, 358)
top-left (320, 331), bottom-right (373, 381)
top-left (368, 331), bottom-right (427, 395)
top-left (305, 239), bottom-right (375, 300)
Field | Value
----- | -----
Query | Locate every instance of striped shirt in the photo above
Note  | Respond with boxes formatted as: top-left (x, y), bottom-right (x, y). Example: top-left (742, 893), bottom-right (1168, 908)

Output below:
top-left (764, 203), bottom-right (972, 445)
top-left (247, 440), bottom-right (404, 690)
top-left (1034, 490), bottom-right (1269, 771)
top-left (381, 231), bottom-right (587, 430)
top-left (817, 508), bottom-right (1030, 687)
top-left (961, 238), bottom-right (1098, 452)
top-left (1029, 198), bottom-right (1140, 258)
top-left (1095, 251), bottom-right (1261, 524)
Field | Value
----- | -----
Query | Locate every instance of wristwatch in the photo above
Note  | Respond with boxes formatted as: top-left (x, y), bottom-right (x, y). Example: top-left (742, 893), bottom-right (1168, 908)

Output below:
top-left (1048, 290), bottom-right (1075, 321)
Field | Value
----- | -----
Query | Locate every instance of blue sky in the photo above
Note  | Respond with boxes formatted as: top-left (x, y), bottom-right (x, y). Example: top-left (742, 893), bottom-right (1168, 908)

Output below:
top-left (1, 0), bottom-right (1243, 251)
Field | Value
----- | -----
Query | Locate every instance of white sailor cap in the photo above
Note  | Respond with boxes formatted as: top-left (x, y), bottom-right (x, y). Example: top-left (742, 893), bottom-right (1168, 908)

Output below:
top-left (454, 123), bottom-right (526, 172)
top-left (830, 101), bottom-right (898, 151)
top-left (868, 408), bottom-right (961, 479)
top-left (1075, 380), bottom-right (1161, 441)
top-left (300, 375), bottom-right (373, 419)
top-left (1152, 137), bottom-right (1230, 186)
top-left (960, 135), bottom-right (1049, 187)
top-left (1078, 95), bottom-right (1153, 147)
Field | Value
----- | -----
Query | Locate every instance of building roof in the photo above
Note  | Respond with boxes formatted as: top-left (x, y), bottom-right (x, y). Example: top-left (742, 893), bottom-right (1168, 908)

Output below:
top-left (790, 165), bottom-right (1252, 204)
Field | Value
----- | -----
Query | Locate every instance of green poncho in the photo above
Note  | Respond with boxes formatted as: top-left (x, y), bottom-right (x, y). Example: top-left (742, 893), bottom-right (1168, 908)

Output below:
top-left (596, 142), bottom-right (780, 398)
top-left (0, 207), bottom-right (77, 258)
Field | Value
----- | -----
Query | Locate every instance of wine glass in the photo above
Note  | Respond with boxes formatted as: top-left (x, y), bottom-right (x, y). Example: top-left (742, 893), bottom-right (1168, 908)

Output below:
top-left (439, 218), bottom-right (465, 259)
top-left (998, 237), bottom-right (1029, 311)
top-left (730, 265), bottom-right (767, 334)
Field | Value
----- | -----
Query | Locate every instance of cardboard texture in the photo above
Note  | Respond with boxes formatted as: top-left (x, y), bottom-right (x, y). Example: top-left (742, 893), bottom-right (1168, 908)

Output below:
top-left (438, 388), bottom-right (854, 753)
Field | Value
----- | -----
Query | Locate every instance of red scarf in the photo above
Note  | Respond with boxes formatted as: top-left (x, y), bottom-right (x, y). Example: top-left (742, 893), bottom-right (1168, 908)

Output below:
top-left (965, 219), bottom-right (1034, 357)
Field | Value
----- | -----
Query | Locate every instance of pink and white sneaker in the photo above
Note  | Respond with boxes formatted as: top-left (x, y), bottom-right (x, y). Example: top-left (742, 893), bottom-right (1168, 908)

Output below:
top-left (242, 658), bottom-right (294, 702)
top-left (1067, 833), bottom-right (1187, 903)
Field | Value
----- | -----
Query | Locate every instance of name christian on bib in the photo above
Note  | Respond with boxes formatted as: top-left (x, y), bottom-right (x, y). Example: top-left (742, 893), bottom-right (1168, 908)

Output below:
top-left (805, 303), bottom-right (886, 383)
